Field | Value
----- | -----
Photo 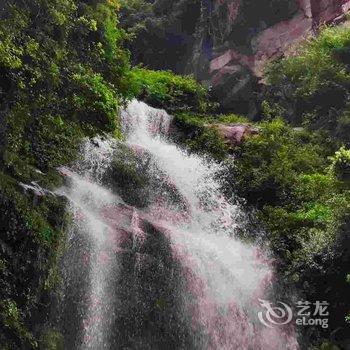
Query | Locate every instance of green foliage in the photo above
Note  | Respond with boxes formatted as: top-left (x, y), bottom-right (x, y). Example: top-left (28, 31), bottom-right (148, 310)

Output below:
top-left (0, 171), bottom-right (67, 247)
top-left (40, 329), bottom-right (64, 350)
top-left (292, 202), bottom-right (333, 223)
top-left (265, 25), bottom-right (350, 144)
top-left (216, 114), bottom-right (248, 124)
top-left (259, 32), bottom-right (350, 336)
top-left (233, 119), bottom-right (326, 205)
top-left (0, 0), bottom-right (133, 348)
top-left (71, 67), bottom-right (120, 131)
top-left (0, 0), bottom-right (132, 180)
top-left (311, 342), bottom-right (341, 350)
top-left (174, 112), bottom-right (208, 129)
top-left (187, 127), bottom-right (229, 161)
top-left (174, 111), bottom-right (248, 156)
top-left (293, 173), bottom-right (335, 202)
top-left (130, 68), bottom-right (209, 112)
top-left (226, 117), bottom-right (350, 310)
top-left (261, 100), bottom-right (284, 120)
top-left (266, 26), bottom-right (350, 96)
top-left (119, 0), bottom-right (153, 38)
top-left (330, 146), bottom-right (350, 181)
top-left (174, 112), bottom-right (242, 160)
top-left (0, 299), bottom-right (37, 348)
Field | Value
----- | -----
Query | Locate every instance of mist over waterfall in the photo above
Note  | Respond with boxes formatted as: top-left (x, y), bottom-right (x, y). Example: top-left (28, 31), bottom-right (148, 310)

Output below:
top-left (54, 100), bottom-right (299, 349)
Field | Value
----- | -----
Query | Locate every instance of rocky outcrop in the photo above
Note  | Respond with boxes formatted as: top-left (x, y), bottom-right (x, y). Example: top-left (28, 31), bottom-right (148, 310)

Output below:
top-left (120, 0), bottom-right (350, 116)
top-left (190, 0), bottom-right (350, 116)
top-left (212, 123), bottom-right (259, 146)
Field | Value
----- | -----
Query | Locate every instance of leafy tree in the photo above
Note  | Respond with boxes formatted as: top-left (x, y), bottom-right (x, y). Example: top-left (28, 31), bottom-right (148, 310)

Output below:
top-left (264, 25), bottom-right (350, 145)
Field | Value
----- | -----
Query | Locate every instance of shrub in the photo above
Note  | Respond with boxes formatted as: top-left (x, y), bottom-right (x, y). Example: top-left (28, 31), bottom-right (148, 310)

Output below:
top-left (71, 67), bottom-right (120, 132)
top-left (264, 25), bottom-right (350, 143)
top-left (40, 329), bottom-right (64, 350)
top-left (227, 118), bottom-right (350, 304)
top-left (330, 146), bottom-right (350, 181)
top-left (0, 300), bottom-right (36, 348)
top-left (233, 119), bottom-right (326, 205)
top-left (266, 26), bottom-right (350, 97)
top-left (129, 68), bottom-right (209, 112)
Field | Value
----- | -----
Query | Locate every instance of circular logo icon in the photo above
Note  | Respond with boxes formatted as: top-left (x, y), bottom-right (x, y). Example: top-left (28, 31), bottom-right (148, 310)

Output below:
top-left (258, 299), bottom-right (293, 328)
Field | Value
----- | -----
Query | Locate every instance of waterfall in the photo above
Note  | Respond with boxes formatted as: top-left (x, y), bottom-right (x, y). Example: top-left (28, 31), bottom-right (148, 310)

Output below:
top-left (55, 100), bottom-right (299, 349)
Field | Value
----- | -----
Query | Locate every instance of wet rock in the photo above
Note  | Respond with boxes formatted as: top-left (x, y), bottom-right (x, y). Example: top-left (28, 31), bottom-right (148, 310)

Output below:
top-left (109, 218), bottom-right (197, 349)
top-left (210, 64), bottom-right (259, 115)
top-left (19, 181), bottom-right (54, 197)
top-left (19, 181), bottom-right (55, 206)
top-left (104, 145), bottom-right (187, 210)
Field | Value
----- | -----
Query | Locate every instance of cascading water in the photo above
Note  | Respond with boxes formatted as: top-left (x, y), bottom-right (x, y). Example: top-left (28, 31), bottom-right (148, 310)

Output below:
top-left (55, 100), bottom-right (299, 349)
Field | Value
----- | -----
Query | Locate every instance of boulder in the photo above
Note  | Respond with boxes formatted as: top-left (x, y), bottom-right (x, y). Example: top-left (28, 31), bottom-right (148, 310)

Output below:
top-left (211, 123), bottom-right (260, 146)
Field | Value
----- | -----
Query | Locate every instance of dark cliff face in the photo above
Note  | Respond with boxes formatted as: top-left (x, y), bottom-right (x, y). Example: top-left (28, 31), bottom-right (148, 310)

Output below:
top-left (122, 0), bottom-right (350, 117)
top-left (191, 0), bottom-right (350, 116)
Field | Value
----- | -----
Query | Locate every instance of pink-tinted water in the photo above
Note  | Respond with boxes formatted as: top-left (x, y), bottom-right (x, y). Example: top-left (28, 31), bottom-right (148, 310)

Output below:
top-left (57, 100), bottom-right (299, 349)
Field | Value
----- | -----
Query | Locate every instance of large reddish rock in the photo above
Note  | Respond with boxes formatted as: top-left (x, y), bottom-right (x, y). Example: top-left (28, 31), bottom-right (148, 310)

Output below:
top-left (211, 123), bottom-right (260, 146)
top-left (190, 0), bottom-right (350, 116)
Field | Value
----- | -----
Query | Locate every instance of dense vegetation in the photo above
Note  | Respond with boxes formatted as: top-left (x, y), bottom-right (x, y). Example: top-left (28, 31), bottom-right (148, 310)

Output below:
top-left (264, 25), bottom-right (350, 145)
top-left (259, 26), bottom-right (350, 347)
top-left (129, 68), bottom-right (209, 112)
top-left (0, 0), bottom-right (132, 347)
